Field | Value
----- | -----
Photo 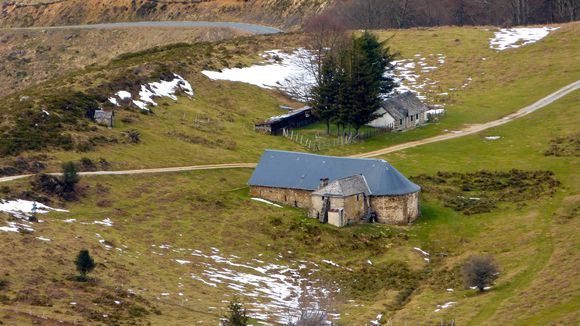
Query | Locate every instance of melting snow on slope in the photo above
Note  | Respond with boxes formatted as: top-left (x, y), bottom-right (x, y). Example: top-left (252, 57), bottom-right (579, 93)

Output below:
top-left (0, 199), bottom-right (68, 219)
top-left (371, 313), bottom-right (383, 325)
top-left (182, 248), bottom-right (335, 324)
top-left (203, 49), bottom-right (448, 107)
top-left (490, 27), bottom-right (559, 51)
top-left (414, 247), bottom-right (430, 263)
top-left (386, 53), bottom-right (447, 101)
top-left (202, 49), bottom-right (316, 101)
top-left (108, 74), bottom-right (194, 111)
top-left (435, 301), bottom-right (456, 312)
top-left (93, 218), bottom-right (113, 227)
top-left (251, 197), bottom-right (283, 208)
top-left (0, 199), bottom-right (68, 233)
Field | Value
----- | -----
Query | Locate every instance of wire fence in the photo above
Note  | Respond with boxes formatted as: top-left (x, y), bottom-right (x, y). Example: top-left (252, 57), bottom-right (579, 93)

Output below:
top-left (283, 125), bottom-right (393, 151)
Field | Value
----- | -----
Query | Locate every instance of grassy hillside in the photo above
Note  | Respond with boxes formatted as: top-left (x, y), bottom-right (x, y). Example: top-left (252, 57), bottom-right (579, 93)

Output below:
top-left (1, 23), bottom-right (578, 176)
top-left (0, 91), bottom-right (576, 325)
top-left (380, 90), bottom-right (579, 325)
top-left (0, 27), bottom-right (247, 97)
top-left (321, 22), bottom-right (579, 156)
top-left (0, 33), bottom-right (310, 172)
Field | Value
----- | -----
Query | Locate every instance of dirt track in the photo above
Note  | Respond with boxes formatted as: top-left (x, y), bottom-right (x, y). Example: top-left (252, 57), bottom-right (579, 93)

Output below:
top-left (0, 80), bottom-right (577, 184)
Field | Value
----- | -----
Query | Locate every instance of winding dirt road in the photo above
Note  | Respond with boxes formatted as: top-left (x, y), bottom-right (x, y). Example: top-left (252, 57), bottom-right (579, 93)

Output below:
top-left (2, 21), bottom-right (283, 34)
top-left (0, 80), bottom-right (577, 184)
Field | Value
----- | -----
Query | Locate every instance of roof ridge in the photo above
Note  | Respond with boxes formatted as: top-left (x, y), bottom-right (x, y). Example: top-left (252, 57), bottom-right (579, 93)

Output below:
top-left (263, 149), bottom-right (389, 164)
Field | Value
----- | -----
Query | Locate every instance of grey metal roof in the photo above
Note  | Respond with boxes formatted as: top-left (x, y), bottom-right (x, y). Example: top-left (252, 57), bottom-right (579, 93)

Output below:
top-left (383, 92), bottom-right (429, 119)
top-left (260, 106), bottom-right (311, 125)
top-left (248, 150), bottom-right (420, 196)
top-left (312, 175), bottom-right (371, 197)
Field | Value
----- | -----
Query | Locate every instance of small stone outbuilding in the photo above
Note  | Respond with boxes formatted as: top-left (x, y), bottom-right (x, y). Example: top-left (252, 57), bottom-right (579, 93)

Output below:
top-left (94, 109), bottom-right (114, 128)
top-left (367, 92), bottom-right (429, 131)
top-left (248, 150), bottom-right (421, 226)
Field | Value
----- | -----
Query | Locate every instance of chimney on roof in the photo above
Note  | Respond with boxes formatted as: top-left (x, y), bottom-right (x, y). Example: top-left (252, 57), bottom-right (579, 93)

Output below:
top-left (319, 177), bottom-right (329, 189)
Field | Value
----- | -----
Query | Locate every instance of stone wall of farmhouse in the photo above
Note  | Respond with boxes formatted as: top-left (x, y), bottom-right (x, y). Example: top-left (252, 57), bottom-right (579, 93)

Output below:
top-left (249, 186), bottom-right (312, 208)
top-left (394, 113), bottom-right (427, 131)
top-left (310, 194), bottom-right (368, 225)
top-left (251, 186), bottom-right (420, 225)
top-left (370, 192), bottom-right (420, 225)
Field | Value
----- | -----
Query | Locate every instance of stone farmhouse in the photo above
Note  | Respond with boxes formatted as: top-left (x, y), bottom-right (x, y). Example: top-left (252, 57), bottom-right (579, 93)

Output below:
top-left (368, 92), bottom-right (430, 131)
top-left (248, 150), bottom-right (421, 226)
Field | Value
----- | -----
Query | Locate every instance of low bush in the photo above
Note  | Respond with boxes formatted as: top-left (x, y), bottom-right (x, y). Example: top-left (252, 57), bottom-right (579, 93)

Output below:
top-left (31, 162), bottom-right (81, 201)
top-left (78, 157), bottom-right (97, 171)
top-left (412, 169), bottom-right (560, 214)
top-left (545, 133), bottom-right (579, 157)
top-left (334, 261), bottom-right (422, 299)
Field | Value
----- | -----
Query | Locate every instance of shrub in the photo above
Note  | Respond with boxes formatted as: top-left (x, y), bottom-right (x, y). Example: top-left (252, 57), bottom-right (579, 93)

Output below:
top-left (0, 278), bottom-right (8, 290)
top-left (62, 162), bottom-right (80, 195)
top-left (124, 129), bottom-right (141, 144)
top-left (222, 298), bottom-right (248, 326)
top-left (462, 255), bottom-right (499, 292)
top-left (32, 174), bottom-right (63, 195)
top-left (412, 170), bottom-right (560, 214)
top-left (78, 157), bottom-right (97, 171)
top-left (75, 249), bottom-right (96, 282)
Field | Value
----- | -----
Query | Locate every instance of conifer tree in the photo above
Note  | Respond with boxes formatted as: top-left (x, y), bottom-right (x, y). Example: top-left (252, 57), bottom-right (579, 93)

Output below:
top-left (75, 249), bottom-right (95, 281)
top-left (309, 56), bottom-right (340, 135)
top-left (346, 31), bottom-right (397, 133)
top-left (61, 161), bottom-right (79, 193)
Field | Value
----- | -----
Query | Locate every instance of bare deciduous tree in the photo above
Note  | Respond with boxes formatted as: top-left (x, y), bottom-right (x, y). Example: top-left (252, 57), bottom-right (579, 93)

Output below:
top-left (462, 255), bottom-right (499, 292)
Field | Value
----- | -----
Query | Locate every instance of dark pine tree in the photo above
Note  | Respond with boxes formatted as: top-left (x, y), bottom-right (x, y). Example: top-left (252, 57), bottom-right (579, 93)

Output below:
top-left (75, 249), bottom-right (96, 281)
top-left (346, 31), bottom-right (397, 134)
top-left (61, 161), bottom-right (79, 194)
top-left (309, 56), bottom-right (340, 135)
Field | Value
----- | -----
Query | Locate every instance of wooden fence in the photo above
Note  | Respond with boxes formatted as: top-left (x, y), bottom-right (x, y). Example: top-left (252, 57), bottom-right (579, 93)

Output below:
top-left (283, 126), bottom-right (393, 151)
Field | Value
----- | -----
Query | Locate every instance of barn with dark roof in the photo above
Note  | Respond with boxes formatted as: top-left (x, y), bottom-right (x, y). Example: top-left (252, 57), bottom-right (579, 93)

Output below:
top-left (248, 150), bottom-right (421, 226)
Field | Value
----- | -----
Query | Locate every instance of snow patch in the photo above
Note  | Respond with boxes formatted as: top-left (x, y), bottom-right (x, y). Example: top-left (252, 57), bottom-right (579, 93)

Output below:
top-left (0, 199), bottom-right (67, 232)
top-left (110, 74), bottom-right (193, 111)
top-left (251, 198), bottom-right (282, 208)
top-left (185, 247), bottom-right (334, 324)
top-left (0, 199), bottom-right (68, 219)
top-left (321, 259), bottom-right (340, 267)
top-left (490, 27), bottom-right (559, 51)
top-left (116, 91), bottom-right (132, 100)
top-left (36, 236), bottom-right (51, 241)
top-left (175, 259), bottom-right (192, 265)
top-left (414, 247), bottom-right (430, 263)
top-left (435, 301), bottom-right (456, 312)
top-left (484, 136), bottom-right (501, 140)
top-left (203, 49), bottom-right (316, 101)
top-left (94, 218), bottom-right (113, 227)
top-left (371, 313), bottom-right (383, 326)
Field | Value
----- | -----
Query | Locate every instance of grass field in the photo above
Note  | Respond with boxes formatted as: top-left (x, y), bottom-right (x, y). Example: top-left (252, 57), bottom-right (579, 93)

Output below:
top-left (0, 22), bottom-right (578, 325)
top-left (0, 87), bottom-right (577, 324)
top-left (1, 23), bottom-right (578, 172)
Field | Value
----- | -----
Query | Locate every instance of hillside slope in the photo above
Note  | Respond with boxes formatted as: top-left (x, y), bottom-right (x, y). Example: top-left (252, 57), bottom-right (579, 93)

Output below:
top-left (0, 0), bottom-right (331, 28)
top-left (0, 26), bottom-right (246, 97)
